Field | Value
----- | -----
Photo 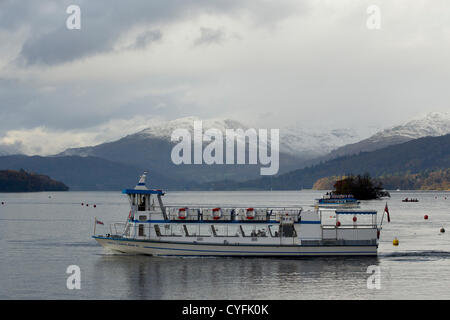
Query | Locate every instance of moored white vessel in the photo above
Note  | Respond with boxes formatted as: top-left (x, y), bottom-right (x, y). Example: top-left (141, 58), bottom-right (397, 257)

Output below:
top-left (316, 193), bottom-right (361, 208)
top-left (93, 173), bottom-right (384, 256)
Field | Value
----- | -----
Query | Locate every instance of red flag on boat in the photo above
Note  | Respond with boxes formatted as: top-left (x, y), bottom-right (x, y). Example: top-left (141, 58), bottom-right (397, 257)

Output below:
top-left (95, 219), bottom-right (104, 225)
top-left (384, 202), bottom-right (390, 222)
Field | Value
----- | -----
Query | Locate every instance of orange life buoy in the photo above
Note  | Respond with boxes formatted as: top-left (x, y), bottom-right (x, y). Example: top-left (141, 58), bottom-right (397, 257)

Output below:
top-left (246, 208), bottom-right (255, 219)
top-left (178, 208), bottom-right (187, 219)
top-left (212, 207), bottom-right (221, 220)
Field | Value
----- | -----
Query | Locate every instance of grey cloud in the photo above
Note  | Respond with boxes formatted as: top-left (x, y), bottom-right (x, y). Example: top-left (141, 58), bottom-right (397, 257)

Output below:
top-left (6, 0), bottom-right (296, 66)
top-left (0, 141), bottom-right (24, 156)
top-left (18, 27), bottom-right (112, 66)
top-left (2, 0), bottom-right (449, 156)
top-left (130, 30), bottom-right (163, 50)
top-left (194, 27), bottom-right (226, 46)
top-left (0, 76), bottom-right (200, 133)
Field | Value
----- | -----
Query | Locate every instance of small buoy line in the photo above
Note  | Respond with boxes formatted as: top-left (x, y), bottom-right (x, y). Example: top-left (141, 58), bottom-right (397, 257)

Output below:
top-left (390, 194), bottom-right (450, 246)
top-left (81, 202), bottom-right (97, 208)
top-left (391, 213), bottom-right (446, 245)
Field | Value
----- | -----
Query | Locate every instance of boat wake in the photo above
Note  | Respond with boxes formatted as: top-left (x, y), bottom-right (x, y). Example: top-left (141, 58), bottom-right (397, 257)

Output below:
top-left (380, 250), bottom-right (450, 260)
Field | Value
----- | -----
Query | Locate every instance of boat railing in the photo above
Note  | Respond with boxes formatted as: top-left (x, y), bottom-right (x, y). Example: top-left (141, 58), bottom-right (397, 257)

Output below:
top-left (94, 221), bottom-right (128, 238)
top-left (321, 224), bottom-right (378, 241)
top-left (163, 206), bottom-right (302, 221)
top-left (322, 224), bottom-right (377, 229)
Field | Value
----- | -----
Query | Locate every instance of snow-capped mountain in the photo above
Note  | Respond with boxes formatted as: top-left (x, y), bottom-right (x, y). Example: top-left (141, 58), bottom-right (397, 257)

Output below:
top-left (131, 116), bottom-right (366, 159)
top-left (327, 111), bottom-right (450, 158)
top-left (279, 127), bottom-right (365, 159)
top-left (367, 111), bottom-right (450, 141)
top-left (137, 116), bottom-right (248, 140)
top-left (59, 116), bottom-right (307, 183)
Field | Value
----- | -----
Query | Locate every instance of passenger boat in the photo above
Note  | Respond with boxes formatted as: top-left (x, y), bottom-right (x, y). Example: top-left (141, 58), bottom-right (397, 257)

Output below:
top-left (316, 193), bottom-right (360, 208)
top-left (92, 173), bottom-right (383, 256)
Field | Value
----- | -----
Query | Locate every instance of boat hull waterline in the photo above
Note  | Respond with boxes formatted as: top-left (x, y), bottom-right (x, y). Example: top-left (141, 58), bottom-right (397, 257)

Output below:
top-left (94, 236), bottom-right (378, 257)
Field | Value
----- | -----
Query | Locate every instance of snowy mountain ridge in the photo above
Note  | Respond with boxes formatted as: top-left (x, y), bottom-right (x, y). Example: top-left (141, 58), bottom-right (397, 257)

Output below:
top-left (133, 116), bottom-right (365, 159)
top-left (368, 111), bottom-right (450, 142)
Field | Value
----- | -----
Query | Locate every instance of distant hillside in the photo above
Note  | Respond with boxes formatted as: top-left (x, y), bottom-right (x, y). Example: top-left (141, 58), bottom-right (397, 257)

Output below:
top-left (313, 176), bottom-right (346, 190)
top-left (0, 155), bottom-right (184, 191)
top-left (0, 169), bottom-right (69, 192)
top-left (202, 134), bottom-right (450, 190)
top-left (380, 169), bottom-right (450, 190)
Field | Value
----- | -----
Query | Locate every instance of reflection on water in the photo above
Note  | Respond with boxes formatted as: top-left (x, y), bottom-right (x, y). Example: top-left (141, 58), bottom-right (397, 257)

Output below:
top-left (92, 255), bottom-right (379, 299)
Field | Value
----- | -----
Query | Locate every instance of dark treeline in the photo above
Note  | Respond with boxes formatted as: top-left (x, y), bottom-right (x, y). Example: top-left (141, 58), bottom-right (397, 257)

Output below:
top-left (0, 169), bottom-right (69, 192)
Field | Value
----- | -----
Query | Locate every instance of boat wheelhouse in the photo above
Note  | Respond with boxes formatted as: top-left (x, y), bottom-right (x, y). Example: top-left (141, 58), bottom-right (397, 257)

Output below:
top-left (93, 173), bottom-right (383, 256)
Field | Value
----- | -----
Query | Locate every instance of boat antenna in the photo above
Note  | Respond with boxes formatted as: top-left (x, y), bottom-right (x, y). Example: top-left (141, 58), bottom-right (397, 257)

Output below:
top-left (135, 171), bottom-right (149, 190)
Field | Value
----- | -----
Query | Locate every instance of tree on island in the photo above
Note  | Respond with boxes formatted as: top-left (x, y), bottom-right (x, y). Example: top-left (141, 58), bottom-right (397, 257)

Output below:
top-left (333, 173), bottom-right (390, 200)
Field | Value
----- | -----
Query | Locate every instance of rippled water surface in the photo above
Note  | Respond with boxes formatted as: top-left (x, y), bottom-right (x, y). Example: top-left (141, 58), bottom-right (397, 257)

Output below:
top-left (0, 190), bottom-right (449, 299)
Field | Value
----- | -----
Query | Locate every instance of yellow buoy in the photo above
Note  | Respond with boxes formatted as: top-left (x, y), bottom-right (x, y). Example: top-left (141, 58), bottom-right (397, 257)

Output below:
top-left (393, 237), bottom-right (399, 246)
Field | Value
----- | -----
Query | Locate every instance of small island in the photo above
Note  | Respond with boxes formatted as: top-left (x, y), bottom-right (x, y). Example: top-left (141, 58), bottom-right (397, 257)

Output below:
top-left (0, 169), bottom-right (69, 192)
top-left (319, 174), bottom-right (390, 200)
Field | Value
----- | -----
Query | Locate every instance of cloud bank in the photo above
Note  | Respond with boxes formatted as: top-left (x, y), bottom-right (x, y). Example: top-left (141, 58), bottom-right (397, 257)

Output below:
top-left (1, 0), bottom-right (449, 155)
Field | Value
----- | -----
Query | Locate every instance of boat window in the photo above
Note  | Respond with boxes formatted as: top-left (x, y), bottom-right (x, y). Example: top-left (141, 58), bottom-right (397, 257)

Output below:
top-left (268, 225), bottom-right (279, 237)
top-left (170, 224), bottom-right (184, 237)
top-left (255, 228), bottom-right (268, 237)
top-left (241, 224), bottom-right (256, 237)
top-left (153, 224), bottom-right (171, 236)
top-left (183, 225), bottom-right (190, 236)
top-left (139, 215), bottom-right (147, 221)
top-left (138, 224), bottom-right (145, 237)
top-left (227, 225), bottom-right (240, 237)
top-left (184, 224), bottom-right (198, 237)
top-left (212, 224), bottom-right (228, 237)
top-left (138, 195), bottom-right (146, 211)
top-left (281, 225), bottom-right (297, 238)
top-left (198, 225), bottom-right (211, 237)
top-left (154, 225), bottom-right (162, 237)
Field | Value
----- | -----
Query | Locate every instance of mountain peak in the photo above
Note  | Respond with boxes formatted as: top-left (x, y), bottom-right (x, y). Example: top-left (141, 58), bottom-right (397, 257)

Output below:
top-left (372, 111), bottom-right (450, 141)
top-left (326, 111), bottom-right (450, 159)
top-left (137, 117), bottom-right (249, 140)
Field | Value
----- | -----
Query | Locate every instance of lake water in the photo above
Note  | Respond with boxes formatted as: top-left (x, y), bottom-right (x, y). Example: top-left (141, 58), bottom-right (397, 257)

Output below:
top-left (0, 190), bottom-right (449, 299)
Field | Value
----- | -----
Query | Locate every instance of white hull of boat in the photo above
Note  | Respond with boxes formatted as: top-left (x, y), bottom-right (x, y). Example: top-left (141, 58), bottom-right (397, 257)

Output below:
top-left (94, 236), bottom-right (377, 257)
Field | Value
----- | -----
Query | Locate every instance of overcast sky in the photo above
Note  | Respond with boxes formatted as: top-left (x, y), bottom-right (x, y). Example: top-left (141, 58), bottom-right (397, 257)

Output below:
top-left (1, 0), bottom-right (449, 155)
